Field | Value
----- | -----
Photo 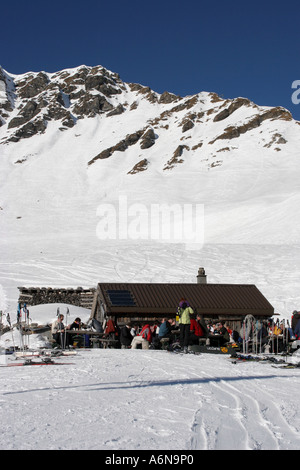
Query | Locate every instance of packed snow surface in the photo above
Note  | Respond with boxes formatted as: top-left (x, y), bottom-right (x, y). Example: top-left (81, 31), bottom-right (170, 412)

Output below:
top-left (1, 348), bottom-right (300, 450)
top-left (0, 301), bottom-right (300, 451)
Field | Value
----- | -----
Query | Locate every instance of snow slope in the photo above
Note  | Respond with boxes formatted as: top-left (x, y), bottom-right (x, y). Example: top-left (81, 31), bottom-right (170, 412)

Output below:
top-left (0, 66), bottom-right (300, 319)
top-left (1, 347), bottom-right (300, 451)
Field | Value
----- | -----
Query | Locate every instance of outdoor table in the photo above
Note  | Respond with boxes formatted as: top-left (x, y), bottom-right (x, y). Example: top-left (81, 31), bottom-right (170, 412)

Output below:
top-left (66, 330), bottom-right (104, 348)
top-left (208, 334), bottom-right (223, 347)
top-left (66, 330), bottom-right (104, 336)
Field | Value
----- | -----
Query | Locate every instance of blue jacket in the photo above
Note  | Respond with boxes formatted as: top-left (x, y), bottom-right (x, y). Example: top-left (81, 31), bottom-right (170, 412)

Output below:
top-left (159, 321), bottom-right (171, 338)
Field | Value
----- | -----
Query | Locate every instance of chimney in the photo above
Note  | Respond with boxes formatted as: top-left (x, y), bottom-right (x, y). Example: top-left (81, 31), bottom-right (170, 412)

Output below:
top-left (197, 267), bottom-right (207, 284)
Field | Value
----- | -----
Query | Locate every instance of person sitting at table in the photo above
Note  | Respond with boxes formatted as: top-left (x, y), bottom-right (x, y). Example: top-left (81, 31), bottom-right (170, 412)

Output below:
top-left (52, 314), bottom-right (65, 345)
top-left (189, 314), bottom-right (205, 345)
top-left (51, 314), bottom-right (71, 348)
top-left (158, 318), bottom-right (172, 339)
top-left (131, 323), bottom-right (152, 349)
top-left (217, 322), bottom-right (230, 344)
top-left (120, 322), bottom-right (133, 349)
top-left (169, 318), bottom-right (178, 330)
top-left (154, 318), bottom-right (174, 349)
top-left (68, 317), bottom-right (82, 330)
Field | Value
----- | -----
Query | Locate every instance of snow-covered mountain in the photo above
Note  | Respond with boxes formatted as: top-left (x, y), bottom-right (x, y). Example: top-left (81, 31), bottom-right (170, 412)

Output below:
top-left (1, 64), bottom-right (300, 315)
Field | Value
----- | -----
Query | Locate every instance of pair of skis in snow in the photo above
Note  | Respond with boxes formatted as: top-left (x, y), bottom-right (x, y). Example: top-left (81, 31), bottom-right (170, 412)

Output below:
top-left (1, 358), bottom-right (75, 367)
top-left (0, 348), bottom-right (77, 367)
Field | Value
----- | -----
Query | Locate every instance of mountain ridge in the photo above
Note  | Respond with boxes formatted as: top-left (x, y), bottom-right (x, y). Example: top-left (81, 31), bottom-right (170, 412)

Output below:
top-left (1, 63), bottom-right (300, 247)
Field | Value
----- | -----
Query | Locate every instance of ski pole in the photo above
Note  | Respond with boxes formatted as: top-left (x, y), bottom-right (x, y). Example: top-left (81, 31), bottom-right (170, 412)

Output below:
top-left (64, 308), bottom-right (70, 350)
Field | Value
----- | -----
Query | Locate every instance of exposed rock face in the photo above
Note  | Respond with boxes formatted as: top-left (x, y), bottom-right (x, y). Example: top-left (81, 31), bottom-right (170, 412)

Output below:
top-left (163, 145), bottom-right (189, 170)
top-left (0, 65), bottom-right (127, 142)
top-left (0, 68), bottom-right (14, 125)
top-left (213, 98), bottom-right (251, 122)
top-left (9, 119), bottom-right (47, 142)
top-left (0, 64), bottom-right (297, 177)
top-left (88, 129), bottom-right (145, 165)
top-left (73, 93), bottom-right (113, 117)
top-left (140, 128), bottom-right (156, 149)
top-left (128, 158), bottom-right (149, 174)
top-left (210, 107), bottom-right (293, 144)
top-left (16, 72), bottom-right (49, 99)
top-left (8, 100), bottom-right (42, 129)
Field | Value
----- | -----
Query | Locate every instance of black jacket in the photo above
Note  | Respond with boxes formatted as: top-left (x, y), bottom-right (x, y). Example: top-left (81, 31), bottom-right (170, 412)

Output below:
top-left (120, 326), bottom-right (133, 346)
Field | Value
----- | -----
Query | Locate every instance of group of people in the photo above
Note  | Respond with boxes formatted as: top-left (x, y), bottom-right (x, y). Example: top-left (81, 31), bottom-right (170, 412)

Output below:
top-left (117, 298), bottom-right (231, 353)
top-left (51, 299), bottom-right (234, 352)
top-left (51, 314), bottom-right (84, 348)
top-left (51, 302), bottom-right (300, 354)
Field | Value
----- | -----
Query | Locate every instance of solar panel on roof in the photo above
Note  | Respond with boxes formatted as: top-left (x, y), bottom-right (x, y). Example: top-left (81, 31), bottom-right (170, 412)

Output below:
top-left (107, 290), bottom-right (136, 307)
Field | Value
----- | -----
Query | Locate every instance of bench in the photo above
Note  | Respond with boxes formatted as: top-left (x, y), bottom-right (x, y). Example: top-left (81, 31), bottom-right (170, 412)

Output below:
top-left (160, 337), bottom-right (170, 350)
top-left (98, 338), bottom-right (119, 349)
top-left (198, 338), bottom-right (207, 345)
top-left (90, 337), bottom-right (101, 348)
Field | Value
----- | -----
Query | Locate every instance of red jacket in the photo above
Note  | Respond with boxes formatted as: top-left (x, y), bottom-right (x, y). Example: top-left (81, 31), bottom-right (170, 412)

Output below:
top-left (190, 319), bottom-right (204, 337)
top-left (139, 324), bottom-right (152, 342)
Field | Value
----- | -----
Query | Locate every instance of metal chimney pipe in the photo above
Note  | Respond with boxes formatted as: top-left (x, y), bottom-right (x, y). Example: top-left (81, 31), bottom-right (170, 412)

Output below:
top-left (197, 267), bottom-right (207, 284)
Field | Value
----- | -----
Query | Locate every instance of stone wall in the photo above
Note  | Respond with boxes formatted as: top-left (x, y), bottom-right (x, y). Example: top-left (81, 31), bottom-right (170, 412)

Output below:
top-left (18, 286), bottom-right (96, 311)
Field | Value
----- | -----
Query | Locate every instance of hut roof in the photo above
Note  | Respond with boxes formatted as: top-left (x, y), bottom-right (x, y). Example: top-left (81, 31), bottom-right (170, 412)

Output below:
top-left (97, 282), bottom-right (274, 318)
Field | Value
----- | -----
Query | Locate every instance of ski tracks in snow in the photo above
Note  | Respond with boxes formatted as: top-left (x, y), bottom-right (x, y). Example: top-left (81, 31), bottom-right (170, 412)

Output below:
top-left (188, 365), bottom-right (300, 450)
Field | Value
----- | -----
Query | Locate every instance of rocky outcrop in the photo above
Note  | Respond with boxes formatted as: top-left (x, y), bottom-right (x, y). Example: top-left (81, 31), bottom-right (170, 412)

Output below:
top-left (128, 158), bottom-right (149, 174)
top-left (88, 129), bottom-right (145, 165)
top-left (8, 118), bottom-right (47, 142)
top-left (0, 64), bottom-right (296, 173)
top-left (264, 133), bottom-right (287, 148)
top-left (73, 93), bottom-right (113, 117)
top-left (107, 104), bottom-right (125, 117)
top-left (158, 91), bottom-right (181, 104)
top-left (8, 100), bottom-right (41, 129)
top-left (180, 113), bottom-right (197, 133)
top-left (15, 72), bottom-right (49, 99)
top-left (163, 145), bottom-right (189, 170)
top-left (140, 128), bottom-right (156, 149)
top-left (213, 98), bottom-right (251, 122)
top-left (88, 126), bottom-right (157, 165)
top-left (210, 107), bottom-right (293, 144)
top-left (0, 67), bottom-right (14, 124)
top-left (128, 83), bottom-right (158, 103)
top-left (2, 65), bottom-right (129, 142)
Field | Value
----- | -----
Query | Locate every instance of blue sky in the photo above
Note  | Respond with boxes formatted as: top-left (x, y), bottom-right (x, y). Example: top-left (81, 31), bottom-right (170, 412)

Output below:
top-left (2, 0), bottom-right (300, 120)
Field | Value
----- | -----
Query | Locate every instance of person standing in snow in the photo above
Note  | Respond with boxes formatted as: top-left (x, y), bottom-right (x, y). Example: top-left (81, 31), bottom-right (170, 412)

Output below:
top-left (177, 299), bottom-right (194, 353)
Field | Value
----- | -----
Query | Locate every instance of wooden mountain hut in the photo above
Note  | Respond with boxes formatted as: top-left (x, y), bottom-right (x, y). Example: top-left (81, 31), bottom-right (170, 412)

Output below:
top-left (91, 274), bottom-right (274, 330)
